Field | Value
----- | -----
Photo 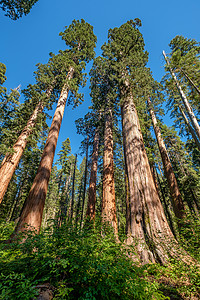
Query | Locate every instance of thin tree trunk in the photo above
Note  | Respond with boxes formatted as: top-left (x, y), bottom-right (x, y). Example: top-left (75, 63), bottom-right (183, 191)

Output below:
top-left (63, 166), bottom-right (73, 216)
top-left (86, 127), bottom-right (99, 221)
top-left (155, 168), bottom-right (177, 238)
top-left (163, 50), bottom-right (200, 141)
top-left (80, 136), bottom-right (89, 227)
top-left (170, 150), bottom-right (200, 215)
top-left (0, 86), bottom-right (54, 204)
top-left (147, 97), bottom-right (185, 222)
top-left (75, 177), bottom-right (83, 227)
top-left (101, 107), bottom-right (118, 236)
top-left (121, 75), bottom-right (176, 264)
top-left (7, 176), bottom-right (27, 222)
top-left (69, 153), bottom-right (77, 220)
top-left (180, 68), bottom-right (200, 96)
top-left (12, 67), bottom-right (74, 235)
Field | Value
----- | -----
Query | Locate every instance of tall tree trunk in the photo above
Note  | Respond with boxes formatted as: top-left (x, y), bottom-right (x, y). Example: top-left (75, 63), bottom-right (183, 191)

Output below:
top-left (75, 177), bottom-right (83, 227)
top-left (80, 136), bottom-right (89, 227)
top-left (120, 76), bottom-right (175, 264)
top-left (155, 168), bottom-right (177, 238)
top-left (0, 85), bottom-right (54, 204)
top-left (170, 150), bottom-right (200, 215)
top-left (12, 67), bottom-right (74, 235)
top-left (86, 127), bottom-right (99, 221)
top-left (63, 166), bottom-right (73, 216)
top-left (7, 176), bottom-right (27, 222)
top-left (150, 162), bottom-right (160, 195)
top-left (101, 107), bottom-right (118, 236)
top-left (125, 163), bottom-right (131, 237)
top-left (147, 97), bottom-right (185, 222)
top-left (163, 50), bottom-right (200, 141)
top-left (69, 153), bottom-right (77, 220)
top-left (120, 120), bottom-right (131, 237)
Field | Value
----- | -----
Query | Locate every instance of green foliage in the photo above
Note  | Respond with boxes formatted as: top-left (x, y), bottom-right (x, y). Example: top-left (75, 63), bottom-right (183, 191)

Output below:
top-left (0, 63), bottom-right (6, 83)
top-left (147, 259), bottom-right (200, 299)
top-left (0, 221), bottom-right (168, 300)
top-left (59, 19), bottom-right (97, 63)
top-left (179, 217), bottom-right (200, 260)
top-left (0, 273), bottom-right (38, 300)
top-left (0, 0), bottom-right (39, 20)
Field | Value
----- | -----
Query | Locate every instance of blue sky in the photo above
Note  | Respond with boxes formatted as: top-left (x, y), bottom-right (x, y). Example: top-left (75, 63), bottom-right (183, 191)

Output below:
top-left (0, 0), bottom-right (200, 161)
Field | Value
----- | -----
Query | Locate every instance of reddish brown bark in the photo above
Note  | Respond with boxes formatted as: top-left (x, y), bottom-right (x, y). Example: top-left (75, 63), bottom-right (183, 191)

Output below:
top-left (86, 127), bottom-right (99, 221)
top-left (0, 102), bottom-right (44, 204)
top-left (147, 96), bottom-right (185, 221)
top-left (150, 163), bottom-right (160, 196)
top-left (121, 76), bottom-right (176, 264)
top-left (101, 108), bottom-right (118, 236)
top-left (13, 67), bottom-right (74, 235)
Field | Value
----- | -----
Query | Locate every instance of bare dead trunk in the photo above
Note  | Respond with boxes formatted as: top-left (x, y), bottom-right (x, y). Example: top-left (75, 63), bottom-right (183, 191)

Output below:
top-left (163, 50), bottom-right (200, 141)
top-left (121, 76), bottom-right (176, 264)
top-left (12, 67), bottom-right (74, 235)
top-left (180, 68), bottom-right (200, 96)
top-left (147, 97), bottom-right (185, 222)
top-left (101, 107), bottom-right (118, 236)
top-left (86, 127), bottom-right (99, 221)
top-left (179, 105), bottom-right (200, 151)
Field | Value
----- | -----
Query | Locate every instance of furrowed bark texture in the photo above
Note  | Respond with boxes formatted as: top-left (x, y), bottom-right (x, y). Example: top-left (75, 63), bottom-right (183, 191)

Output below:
top-left (163, 50), bottom-right (200, 141)
top-left (13, 67), bottom-right (74, 235)
top-left (102, 108), bottom-right (118, 236)
top-left (150, 162), bottom-right (160, 196)
top-left (0, 99), bottom-right (46, 204)
top-left (121, 77), bottom-right (175, 264)
top-left (147, 97), bottom-right (185, 221)
top-left (86, 127), bottom-right (99, 221)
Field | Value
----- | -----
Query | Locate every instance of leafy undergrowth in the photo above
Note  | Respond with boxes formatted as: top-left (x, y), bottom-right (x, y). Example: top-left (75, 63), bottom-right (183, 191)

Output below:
top-left (0, 221), bottom-right (199, 299)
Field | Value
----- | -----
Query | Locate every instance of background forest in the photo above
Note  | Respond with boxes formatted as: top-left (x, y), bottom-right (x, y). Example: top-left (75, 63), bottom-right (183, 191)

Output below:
top-left (0, 1), bottom-right (200, 299)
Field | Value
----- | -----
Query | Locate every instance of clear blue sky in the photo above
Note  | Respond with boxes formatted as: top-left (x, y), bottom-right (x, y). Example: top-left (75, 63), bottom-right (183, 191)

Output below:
top-left (0, 0), bottom-right (200, 161)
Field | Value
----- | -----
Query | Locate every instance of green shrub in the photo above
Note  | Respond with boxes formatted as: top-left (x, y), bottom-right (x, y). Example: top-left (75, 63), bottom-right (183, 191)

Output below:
top-left (0, 221), bottom-right (167, 299)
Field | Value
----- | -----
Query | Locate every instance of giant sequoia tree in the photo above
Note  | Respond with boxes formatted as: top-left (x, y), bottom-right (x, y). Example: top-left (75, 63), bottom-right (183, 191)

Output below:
top-left (102, 19), bottom-right (179, 263)
top-left (0, 55), bottom-right (66, 204)
top-left (12, 20), bottom-right (97, 236)
top-left (88, 57), bottom-right (118, 235)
